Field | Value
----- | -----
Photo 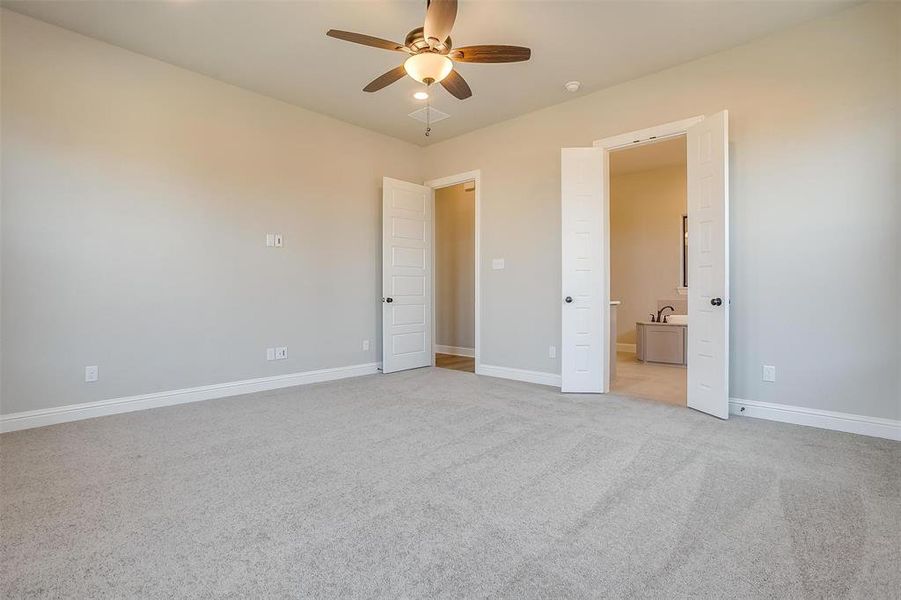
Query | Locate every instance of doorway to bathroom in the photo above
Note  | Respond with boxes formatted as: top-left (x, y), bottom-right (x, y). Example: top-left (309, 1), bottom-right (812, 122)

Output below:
top-left (608, 136), bottom-right (688, 406)
top-left (560, 112), bottom-right (730, 419)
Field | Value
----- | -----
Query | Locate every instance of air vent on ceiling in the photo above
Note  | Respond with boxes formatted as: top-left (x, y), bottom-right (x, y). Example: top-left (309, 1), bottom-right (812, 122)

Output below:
top-left (408, 106), bottom-right (449, 124)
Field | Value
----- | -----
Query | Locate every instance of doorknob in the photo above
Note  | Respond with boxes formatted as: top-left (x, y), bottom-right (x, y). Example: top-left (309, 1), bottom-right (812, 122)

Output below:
top-left (710, 297), bottom-right (722, 306)
top-left (564, 296), bottom-right (573, 304)
top-left (385, 297), bottom-right (394, 303)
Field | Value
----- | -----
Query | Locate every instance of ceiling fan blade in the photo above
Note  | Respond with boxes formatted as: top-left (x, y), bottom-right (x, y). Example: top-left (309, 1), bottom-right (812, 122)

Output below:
top-left (363, 65), bottom-right (408, 92)
top-left (423, 0), bottom-right (457, 46)
top-left (450, 45), bottom-right (531, 63)
top-left (440, 69), bottom-right (472, 100)
top-left (326, 30), bottom-right (410, 53)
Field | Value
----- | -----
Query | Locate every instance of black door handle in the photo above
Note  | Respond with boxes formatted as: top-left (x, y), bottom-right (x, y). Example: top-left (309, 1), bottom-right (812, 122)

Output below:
top-left (710, 297), bottom-right (722, 306)
top-left (564, 296), bottom-right (573, 304)
top-left (385, 297), bottom-right (393, 303)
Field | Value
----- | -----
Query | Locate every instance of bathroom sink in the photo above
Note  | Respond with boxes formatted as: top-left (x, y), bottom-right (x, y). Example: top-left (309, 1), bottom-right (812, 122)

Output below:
top-left (667, 314), bottom-right (688, 325)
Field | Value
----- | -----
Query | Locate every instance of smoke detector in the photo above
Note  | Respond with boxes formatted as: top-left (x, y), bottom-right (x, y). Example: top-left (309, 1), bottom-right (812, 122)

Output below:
top-left (564, 81), bottom-right (581, 93)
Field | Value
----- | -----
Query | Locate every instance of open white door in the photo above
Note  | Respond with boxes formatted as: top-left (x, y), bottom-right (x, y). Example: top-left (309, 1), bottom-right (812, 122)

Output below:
top-left (686, 111), bottom-right (730, 418)
top-left (382, 177), bottom-right (432, 374)
top-left (561, 148), bottom-right (606, 393)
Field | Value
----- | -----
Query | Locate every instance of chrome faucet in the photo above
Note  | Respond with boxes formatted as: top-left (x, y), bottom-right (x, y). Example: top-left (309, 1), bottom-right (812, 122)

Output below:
top-left (657, 305), bottom-right (675, 323)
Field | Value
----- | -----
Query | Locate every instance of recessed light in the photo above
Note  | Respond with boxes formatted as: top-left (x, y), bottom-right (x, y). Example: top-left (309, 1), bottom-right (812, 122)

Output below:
top-left (564, 81), bottom-right (581, 93)
top-left (413, 91), bottom-right (429, 100)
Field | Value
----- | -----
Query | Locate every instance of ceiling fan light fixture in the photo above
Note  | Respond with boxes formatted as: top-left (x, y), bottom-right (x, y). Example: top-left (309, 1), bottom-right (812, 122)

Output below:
top-left (413, 91), bottom-right (430, 100)
top-left (404, 53), bottom-right (453, 84)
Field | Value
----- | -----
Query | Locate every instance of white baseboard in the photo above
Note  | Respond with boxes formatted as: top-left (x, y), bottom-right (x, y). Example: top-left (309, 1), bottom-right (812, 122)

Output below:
top-left (0, 362), bottom-right (381, 434)
top-left (729, 398), bottom-right (900, 441)
top-left (434, 345), bottom-right (475, 358)
top-left (478, 364), bottom-right (561, 388)
top-left (616, 343), bottom-right (637, 353)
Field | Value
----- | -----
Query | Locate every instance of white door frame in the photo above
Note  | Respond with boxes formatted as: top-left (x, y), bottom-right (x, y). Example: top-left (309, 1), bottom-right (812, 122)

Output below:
top-left (591, 116), bottom-right (704, 393)
top-left (424, 170), bottom-right (481, 374)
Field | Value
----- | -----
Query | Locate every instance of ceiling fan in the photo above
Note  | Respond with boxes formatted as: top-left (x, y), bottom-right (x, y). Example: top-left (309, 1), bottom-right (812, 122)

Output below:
top-left (326, 0), bottom-right (531, 100)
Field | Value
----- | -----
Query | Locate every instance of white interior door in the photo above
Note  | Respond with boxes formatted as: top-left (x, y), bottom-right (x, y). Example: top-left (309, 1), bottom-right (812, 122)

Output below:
top-left (561, 148), bottom-right (606, 393)
top-left (687, 111), bottom-right (730, 418)
top-left (382, 177), bottom-right (432, 374)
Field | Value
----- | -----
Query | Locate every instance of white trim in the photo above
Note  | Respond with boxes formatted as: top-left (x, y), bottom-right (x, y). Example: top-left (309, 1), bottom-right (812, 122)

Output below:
top-left (0, 362), bottom-right (381, 433)
top-left (592, 116), bottom-right (704, 151)
top-left (478, 364), bottom-right (561, 388)
top-left (425, 169), bottom-right (481, 374)
top-left (729, 398), bottom-right (901, 441)
top-left (425, 170), bottom-right (481, 191)
top-left (434, 345), bottom-right (475, 358)
top-left (616, 343), bottom-right (637, 353)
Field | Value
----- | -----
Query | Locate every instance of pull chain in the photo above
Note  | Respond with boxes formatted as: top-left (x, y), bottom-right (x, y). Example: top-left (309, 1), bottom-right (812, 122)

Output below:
top-left (425, 87), bottom-right (431, 137)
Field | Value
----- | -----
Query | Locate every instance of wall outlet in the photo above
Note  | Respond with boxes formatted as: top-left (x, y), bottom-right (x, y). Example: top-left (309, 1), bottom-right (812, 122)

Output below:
top-left (266, 348), bottom-right (275, 361)
top-left (491, 258), bottom-right (505, 270)
top-left (548, 345), bottom-right (557, 359)
top-left (362, 339), bottom-right (370, 351)
top-left (274, 346), bottom-right (288, 360)
top-left (762, 365), bottom-right (776, 383)
top-left (85, 365), bottom-right (99, 383)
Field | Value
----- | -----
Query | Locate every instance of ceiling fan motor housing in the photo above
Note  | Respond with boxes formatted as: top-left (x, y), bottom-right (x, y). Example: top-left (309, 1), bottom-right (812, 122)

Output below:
top-left (405, 27), bottom-right (452, 54)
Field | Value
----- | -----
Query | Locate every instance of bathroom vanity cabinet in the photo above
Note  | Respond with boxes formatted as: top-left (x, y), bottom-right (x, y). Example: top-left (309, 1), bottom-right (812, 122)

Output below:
top-left (636, 322), bottom-right (687, 366)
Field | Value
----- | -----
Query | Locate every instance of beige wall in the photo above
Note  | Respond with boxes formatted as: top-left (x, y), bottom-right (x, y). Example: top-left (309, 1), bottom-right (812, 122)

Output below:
top-left (434, 183), bottom-right (475, 350)
top-left (422, 2), bottom-right (900, 420)
top-left (0, 10), bottom-right (423, 414)
top-left (611, 165), bottom-right (686, 344)
top-left (2, 4), bottom-right (899, 424)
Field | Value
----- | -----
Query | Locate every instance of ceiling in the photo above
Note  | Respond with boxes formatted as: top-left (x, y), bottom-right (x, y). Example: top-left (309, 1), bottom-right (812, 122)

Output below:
top-left (3, 1), bottom-right (852, 146)
top-left (610, 136), bottom-right (686, 176)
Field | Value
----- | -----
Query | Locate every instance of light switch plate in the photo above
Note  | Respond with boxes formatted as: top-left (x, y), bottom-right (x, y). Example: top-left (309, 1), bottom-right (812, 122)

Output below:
top-left (266, 348), bottom-right (275, 361)
top-left (362, 340), bottom-right (370, 351)
top-left (762, 365), bottom-right (776, 382)
top-left (85, 365), bottom-right (98, 383)
top-left (266, 233), bottom-right (275, 247)
top-left (492, 258), bottom-right (505, 270)
top-left (548, 345), bottom-right (557, 359)
top-left (274, 234), bottom-right (283, 248)
top-left (275, 346), bottom-right (288, 360)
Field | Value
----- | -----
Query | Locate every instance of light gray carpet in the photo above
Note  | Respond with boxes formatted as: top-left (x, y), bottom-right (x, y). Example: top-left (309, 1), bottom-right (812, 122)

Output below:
top-left (2, 367), bottom-right (899, 599)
